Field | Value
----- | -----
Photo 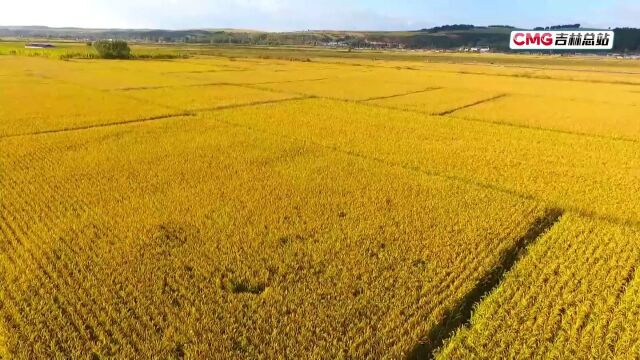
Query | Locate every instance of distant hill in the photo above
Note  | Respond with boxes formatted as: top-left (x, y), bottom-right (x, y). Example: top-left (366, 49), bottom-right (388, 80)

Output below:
top-left (1, 25), bottom-right (638, 52)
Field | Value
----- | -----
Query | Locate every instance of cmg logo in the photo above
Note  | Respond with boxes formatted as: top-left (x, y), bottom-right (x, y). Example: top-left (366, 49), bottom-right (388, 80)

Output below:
top-left (512, 32), bottom-right (554, 46)
top-left (510, 31), bottom-right (614, 50)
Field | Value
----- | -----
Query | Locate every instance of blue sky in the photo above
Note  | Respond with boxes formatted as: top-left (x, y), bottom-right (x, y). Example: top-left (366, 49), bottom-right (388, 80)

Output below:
top-left (1, 0), bottom-right (638, 30)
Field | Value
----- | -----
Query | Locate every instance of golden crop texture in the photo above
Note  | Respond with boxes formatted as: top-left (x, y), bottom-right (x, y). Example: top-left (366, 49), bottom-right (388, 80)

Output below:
top-left (203, 98), bottom-right (640, 223)
top-left (454, 93), bottom-right (640, 140)
top-left (438, 214), bottom-right (640, 359)
top-left (1, 46), bottom-right (640, 358)
top-left (1, 118), bottom-right (545, 358)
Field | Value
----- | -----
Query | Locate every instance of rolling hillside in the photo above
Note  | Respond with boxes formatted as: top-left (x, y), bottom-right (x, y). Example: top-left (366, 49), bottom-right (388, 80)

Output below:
top-left (2, 25), bottom-right (639, 51)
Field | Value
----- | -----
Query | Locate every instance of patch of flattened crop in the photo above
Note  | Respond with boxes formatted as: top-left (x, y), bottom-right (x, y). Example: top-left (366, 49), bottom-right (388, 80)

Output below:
top-left (278, 234), bottom-right (305, 247)
top-left (221, 276), bottom-right (267, 295)
top-left (145, 222), bottom-right (196, 257)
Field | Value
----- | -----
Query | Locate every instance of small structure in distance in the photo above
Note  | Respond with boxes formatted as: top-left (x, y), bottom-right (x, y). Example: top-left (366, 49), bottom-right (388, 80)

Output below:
top-left (25, 43), bottom-right (55, 49)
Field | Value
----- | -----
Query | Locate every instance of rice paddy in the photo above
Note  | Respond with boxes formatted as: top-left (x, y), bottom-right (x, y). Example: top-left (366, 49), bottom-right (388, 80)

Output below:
top-left (1, 43), bottom-right (639, 358)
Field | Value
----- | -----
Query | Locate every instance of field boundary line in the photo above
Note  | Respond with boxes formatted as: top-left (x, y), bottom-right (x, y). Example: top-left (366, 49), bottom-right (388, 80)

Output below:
top-left (0, 97), bottom-right (311, 139)
top-left (115, 82), bottom-right (253, 91)
top-left (240, 82), bottom-right (442, 104)
top-left (114, 77), bottom-right (331, 92)
top-left (193, 95), bottom-right (313, 113)
top-left (353, 98), bottom-right (640, 144)
top-left (407, 208), bottom-right (565, 360)
top-left (456, 62), bottom-right (640, 76)
top-left (450, 69), bottom-right (640, 87)
top-left (206, 110), bottom-right (536, 203)
top-left (249, 77), bottom-right (331, 86)
top-left (20, 71), bottom-right (190, 114)
top-left (320, 138), bottom-right (640, 227)
top-left (0, 113), bottom-right (195, 139)
top-left (161, 68), bottom-right (249, 75)
top-left (356, 97), bottom-right (640, 144)
top-left (306, 58), bottom-right (640, 86)
top-left (115, 82), bottom-right (240, 91)
top-left (307, 58), bottom-right (640, 83)
top-left (206, 109), bottom-right (640, 229)
top-left (436, 94), bottom-right (508, 116)
top-left (264, 91), bottom-right (640, 145)
top-left (446, 114), bottom-right (640, 144)
top-left (361, 87), bottom-right (442, 102)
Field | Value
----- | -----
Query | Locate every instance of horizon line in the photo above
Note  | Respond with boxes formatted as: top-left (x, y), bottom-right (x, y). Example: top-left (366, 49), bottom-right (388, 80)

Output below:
top-left (0, 24), bottom-right (625, 33)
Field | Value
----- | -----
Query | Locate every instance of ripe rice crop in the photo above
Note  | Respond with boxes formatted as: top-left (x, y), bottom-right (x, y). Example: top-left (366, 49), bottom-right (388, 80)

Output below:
top-left (0, 80), bottom-right (180, 136)
top-left (438, 213), bottom-right (640, 358)
top-left (1, 117), bottom-right (544, 358)
top-left (258, 72), bottom-right (435, 101)
top-left (202, 97), bottom-right (640, 223)
top-left (454, 93), bottom-right (640, 140)
top-left (94, 58), bottom-right (236, 74)
top-left (407, 68), bottom-right (640, 106)
top-left (1, 49), bottom-right (639, 358)
top-left (175, 64), bottom-right (339, 86)
top-left (425, 61), bottom-right (640, 86)
top-left (123, 84), bottom-right (303, 112)
top-left (366, 87), bottom-right (503, 115)
top-left (1, 56), bottom-right (205, 90)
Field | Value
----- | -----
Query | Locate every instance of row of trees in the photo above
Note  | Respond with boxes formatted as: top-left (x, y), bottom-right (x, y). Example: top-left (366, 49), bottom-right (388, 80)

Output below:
top-left (81, 28), bottom-right (640, 54)
top-left (419, 24), bottom-right (475, 33)
top-left (534, 24), bottom-right (581, 31)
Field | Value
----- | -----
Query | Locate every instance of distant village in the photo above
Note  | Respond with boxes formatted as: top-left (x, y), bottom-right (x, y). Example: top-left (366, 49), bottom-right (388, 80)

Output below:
top-left (2, 24), bottom-right (639, 54)
top-left (318, 39), bottom-right (492, 53)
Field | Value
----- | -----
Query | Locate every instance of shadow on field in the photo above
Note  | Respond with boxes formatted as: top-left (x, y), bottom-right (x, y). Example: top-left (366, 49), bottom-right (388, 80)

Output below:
top-left (407, 208), bottom-right (564, 360)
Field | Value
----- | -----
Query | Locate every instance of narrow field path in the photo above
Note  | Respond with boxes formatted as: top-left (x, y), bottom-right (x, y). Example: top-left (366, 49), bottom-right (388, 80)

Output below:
top-left (407, 209), bottom-right (565, 359)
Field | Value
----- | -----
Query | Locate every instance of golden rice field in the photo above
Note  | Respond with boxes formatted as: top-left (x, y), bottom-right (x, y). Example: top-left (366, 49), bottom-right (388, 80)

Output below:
top-left (1, 45), bottom-right (640, 359)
